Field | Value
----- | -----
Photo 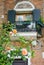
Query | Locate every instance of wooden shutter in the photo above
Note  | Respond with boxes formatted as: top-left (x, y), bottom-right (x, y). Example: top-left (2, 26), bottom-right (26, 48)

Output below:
top-left (33, 9), bottom-right (40, 21)
top-left (8, 10), bottom-right (16, 23)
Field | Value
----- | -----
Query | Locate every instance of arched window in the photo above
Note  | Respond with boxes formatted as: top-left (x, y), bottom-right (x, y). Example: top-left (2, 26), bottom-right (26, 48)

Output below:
top-left (14, 1), bottom-right (35, 12)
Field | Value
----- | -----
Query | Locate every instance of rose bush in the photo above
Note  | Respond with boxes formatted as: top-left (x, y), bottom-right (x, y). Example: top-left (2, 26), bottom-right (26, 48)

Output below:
top-left (0, 22), bottom-right (35, 65)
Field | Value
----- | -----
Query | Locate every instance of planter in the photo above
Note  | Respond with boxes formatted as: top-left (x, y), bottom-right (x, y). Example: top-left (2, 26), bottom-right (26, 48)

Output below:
top-left (12, 59), bottom-right (28, 65)
top-left (12, 56), bottom-right (31, 65)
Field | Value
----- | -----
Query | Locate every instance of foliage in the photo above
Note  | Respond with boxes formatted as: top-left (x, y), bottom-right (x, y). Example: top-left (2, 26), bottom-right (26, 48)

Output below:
top-left (0, 22), bottom-right (34, 65)
top-left (39, 17), bottom-right (44, 24)
top-left (9, 30), bottom-right (35, 61)
top-left (0, 24), bottom-right (14, 65)
top-left (2, 21), bottom-right (16, 31)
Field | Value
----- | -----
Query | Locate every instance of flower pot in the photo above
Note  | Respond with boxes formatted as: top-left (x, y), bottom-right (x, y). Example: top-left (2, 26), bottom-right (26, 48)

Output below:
top-left (12, 57), bottom-right (31, 65)
top-left (12, 59), bottom-right (28, 65)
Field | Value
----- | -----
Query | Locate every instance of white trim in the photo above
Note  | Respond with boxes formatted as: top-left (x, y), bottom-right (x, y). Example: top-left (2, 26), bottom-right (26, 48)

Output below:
top-left (14, 1), bottom-right (35, 12)
top-left (10, 32), bottom-right (37, 40)
top-left (17, 32), bottom-right (37, 36)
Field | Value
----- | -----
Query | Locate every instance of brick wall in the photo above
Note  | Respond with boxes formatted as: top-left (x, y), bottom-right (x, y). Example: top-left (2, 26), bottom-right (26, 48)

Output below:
top-left (4, 1), bottom-right (44, 64)
top-left (4, 0), bottom-right (43, 12)
top-left (0, 0), bottom-right (43, 22)
top-left (31, 37), bottom-right (44, 65)
top-left (0, 0), bottom-right (44, 65)
top-left (4, 0), bottom-right (43, 22)
top-left (0, 0), bottom-right (5, 23)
